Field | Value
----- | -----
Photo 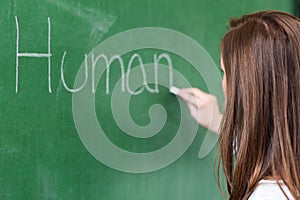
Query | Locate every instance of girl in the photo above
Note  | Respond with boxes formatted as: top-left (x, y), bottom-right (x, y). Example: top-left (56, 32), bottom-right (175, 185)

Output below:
top-left (178, 11), bottom-right (300, 200)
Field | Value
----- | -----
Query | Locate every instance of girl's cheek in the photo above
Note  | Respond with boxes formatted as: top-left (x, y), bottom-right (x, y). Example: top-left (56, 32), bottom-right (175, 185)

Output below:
top-left (222, 76), bottom-right (227, 95)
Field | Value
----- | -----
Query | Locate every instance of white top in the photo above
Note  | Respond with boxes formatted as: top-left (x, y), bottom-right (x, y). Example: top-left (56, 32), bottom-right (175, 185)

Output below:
top-left (248, 180), bottom-right (295, 200)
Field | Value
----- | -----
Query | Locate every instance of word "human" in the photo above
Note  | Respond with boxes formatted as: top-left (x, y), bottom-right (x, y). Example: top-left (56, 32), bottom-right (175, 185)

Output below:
top-left (15, 17), bottom-right (174, 94)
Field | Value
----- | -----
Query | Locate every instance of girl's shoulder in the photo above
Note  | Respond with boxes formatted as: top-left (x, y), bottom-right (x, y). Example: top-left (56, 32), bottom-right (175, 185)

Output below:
top-left (248, 180), bottom-right (295, 200)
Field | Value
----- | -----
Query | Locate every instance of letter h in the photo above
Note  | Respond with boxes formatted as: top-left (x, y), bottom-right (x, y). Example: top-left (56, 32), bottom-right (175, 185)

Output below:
top-left (15, 16), bottom-right (52, 93)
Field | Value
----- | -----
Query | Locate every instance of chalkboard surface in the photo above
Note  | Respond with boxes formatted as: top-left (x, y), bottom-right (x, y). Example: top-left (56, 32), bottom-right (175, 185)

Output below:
top-left (0, 0), bottom-right (295, 199)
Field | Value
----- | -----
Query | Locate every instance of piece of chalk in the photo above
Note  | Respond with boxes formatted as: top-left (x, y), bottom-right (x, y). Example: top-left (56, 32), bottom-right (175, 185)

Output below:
top-left (170, 86), bottom-right (180, 95)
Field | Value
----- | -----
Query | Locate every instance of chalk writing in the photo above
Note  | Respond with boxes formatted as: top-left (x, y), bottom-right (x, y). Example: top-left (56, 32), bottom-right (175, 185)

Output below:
top-left (15, 16), bottom-right (52, 93)
top-left (15, 16), bottom-right (174, 94)
top-left (91, 53), bottom-right (125, 94)
top-left (60, 52), bottom-right (89, 93)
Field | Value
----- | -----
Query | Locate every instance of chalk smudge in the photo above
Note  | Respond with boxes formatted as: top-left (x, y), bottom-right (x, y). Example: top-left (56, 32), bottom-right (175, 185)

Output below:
top-left (44, 0), bottom-right (117, 43)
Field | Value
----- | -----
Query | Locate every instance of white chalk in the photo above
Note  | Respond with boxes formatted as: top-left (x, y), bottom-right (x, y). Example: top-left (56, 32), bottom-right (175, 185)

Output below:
top-left (170, 86), bottom-right (180, 95)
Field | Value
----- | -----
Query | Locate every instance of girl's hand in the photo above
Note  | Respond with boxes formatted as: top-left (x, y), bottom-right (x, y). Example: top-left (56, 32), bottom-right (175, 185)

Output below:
top-left (177, 88), bottom-right (223, 134)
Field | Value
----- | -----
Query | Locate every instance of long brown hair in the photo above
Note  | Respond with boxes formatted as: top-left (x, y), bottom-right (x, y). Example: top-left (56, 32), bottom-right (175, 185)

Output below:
top-left (218, 11), bottom-right (300, 200)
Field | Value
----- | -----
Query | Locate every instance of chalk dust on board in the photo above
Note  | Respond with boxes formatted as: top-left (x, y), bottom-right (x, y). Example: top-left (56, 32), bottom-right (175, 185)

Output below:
top-left (44, 0), bottom-right (117, 44)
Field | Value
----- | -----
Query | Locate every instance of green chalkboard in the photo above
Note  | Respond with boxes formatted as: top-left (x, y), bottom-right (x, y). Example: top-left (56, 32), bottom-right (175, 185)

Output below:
top-left (0, 0), bottom-right (295, 199)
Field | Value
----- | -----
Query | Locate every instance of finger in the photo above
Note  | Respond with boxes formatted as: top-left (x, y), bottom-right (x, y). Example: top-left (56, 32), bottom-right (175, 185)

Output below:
top-left (186, 101), bottom-right (196, 111)
top-left (178, 88), bottom-right (209, 104)
top-left (177, 90), bottom-right (199, 108)
top-left (191, 88), bottom-right (210, 100)
top-left (179, 88), bottom-right (208, 99)
top-left (187, 103), bottom-right (201, 123)
top-left (177, 88), bottom-right (205, 108)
